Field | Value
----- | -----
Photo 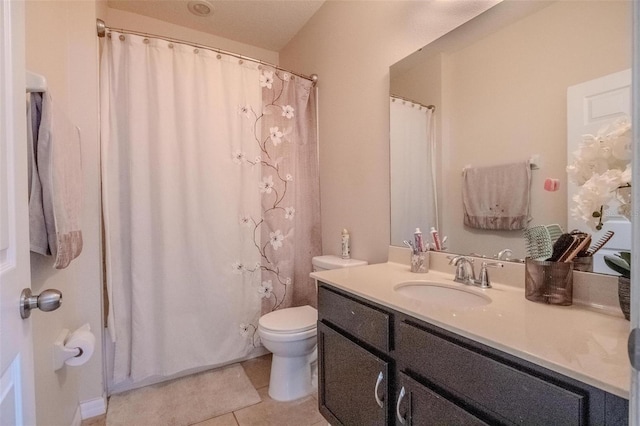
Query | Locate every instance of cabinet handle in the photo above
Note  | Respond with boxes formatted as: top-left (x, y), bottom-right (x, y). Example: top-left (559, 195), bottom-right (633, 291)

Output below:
top-left (374, 371), bottom-right (384, 408)
top-left (396, 386), bottom-right (407, 424)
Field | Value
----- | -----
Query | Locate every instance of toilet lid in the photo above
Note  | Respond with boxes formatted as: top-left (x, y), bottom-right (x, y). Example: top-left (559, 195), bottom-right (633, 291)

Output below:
top-left (259, 305), bottom-right (317, 333)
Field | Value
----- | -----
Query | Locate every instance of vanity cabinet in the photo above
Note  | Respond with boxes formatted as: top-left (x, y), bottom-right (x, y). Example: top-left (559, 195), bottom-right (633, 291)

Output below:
top-left (317, 284), bottom-right (392, 425)
top-left (317, 283), bottom-right (629, 426)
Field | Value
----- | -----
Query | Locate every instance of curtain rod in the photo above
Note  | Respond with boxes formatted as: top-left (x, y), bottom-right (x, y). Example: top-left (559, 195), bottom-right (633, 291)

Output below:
top-left (96, 19), bottom-right (318, 85)
top-left (390, 94), bottom-right (435, 111)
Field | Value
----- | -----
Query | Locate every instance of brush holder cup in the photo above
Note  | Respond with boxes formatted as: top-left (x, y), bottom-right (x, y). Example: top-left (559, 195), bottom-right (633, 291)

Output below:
top-left (525, 258), bottom-right (573, 306)
top-left (410, 251), bottom-right (429, 273)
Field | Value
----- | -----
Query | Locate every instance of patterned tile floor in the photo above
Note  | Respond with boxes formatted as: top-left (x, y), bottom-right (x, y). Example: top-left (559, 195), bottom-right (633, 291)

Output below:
top-left (81, 354), bottom-right (326, 426)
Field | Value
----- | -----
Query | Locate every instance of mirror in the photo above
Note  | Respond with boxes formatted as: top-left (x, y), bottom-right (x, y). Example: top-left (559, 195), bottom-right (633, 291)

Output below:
top-left (390, 0), bottom-right (631, 274)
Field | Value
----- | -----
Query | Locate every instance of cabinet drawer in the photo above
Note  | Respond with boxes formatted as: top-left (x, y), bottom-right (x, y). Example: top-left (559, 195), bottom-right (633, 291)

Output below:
top-left (398, 321), bottom-right (587, 425)
top-left (318, 285), bottom-right (390, 353)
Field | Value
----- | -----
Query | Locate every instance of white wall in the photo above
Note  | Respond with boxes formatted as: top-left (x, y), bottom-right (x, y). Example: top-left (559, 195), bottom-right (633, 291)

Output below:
top-left (279, 1), bottom-right (499, 264)
top-left (25, 1), bottom-right (104, 424)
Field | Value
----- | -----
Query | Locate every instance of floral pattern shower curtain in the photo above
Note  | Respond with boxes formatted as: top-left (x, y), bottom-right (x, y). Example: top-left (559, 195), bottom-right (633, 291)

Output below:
top-left (101, 32), bottom-right (320, 386)
top-left (237, 68), bottom-right (321, 345)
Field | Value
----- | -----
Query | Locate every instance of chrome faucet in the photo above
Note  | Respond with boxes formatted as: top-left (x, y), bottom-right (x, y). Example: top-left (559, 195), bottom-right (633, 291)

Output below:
top-left (496, 249), bottom-right (513, 261)
top-left (448, 256), bottom-right (503, 289)
top-left (449, 256), bottom-right (476, 284)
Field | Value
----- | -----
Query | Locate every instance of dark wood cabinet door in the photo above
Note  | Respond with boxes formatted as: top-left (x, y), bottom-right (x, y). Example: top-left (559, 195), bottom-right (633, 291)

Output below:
top-left (397, 372), bottom-right (489, 426)
top-left (318, 321), bottom-right (389, 426)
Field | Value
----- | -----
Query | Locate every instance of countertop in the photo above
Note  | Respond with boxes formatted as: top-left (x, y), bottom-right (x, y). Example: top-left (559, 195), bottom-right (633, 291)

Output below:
top-left (311, 259), bottom-right (631, 399)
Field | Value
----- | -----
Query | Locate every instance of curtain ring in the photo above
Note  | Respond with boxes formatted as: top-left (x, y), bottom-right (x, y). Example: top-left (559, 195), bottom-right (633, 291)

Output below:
top-left (194, 48), bottom-right (199, 54)
top-left (119, 35), bottom-right (125, 41)
top-left (143, 38), bottom-right (150, 44)
top-left (216, 54), bottom-right (222, 59)
top-left (238, 59), bottom-right (244, 65)
top-left (168, 43), bottom-right (174, 49)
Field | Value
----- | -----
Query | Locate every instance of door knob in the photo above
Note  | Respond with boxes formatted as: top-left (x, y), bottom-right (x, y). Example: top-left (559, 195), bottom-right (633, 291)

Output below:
top-left (20, 288), bottom-right (62, 319)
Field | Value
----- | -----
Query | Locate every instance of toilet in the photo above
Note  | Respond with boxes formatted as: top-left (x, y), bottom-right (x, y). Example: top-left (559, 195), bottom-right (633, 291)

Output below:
top-left (258, 255), bottom-right (367, 401)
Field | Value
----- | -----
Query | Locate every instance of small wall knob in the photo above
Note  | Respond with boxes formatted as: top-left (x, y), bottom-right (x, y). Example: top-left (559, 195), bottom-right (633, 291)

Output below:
top-left (20, 288), bottom-right (63, 319)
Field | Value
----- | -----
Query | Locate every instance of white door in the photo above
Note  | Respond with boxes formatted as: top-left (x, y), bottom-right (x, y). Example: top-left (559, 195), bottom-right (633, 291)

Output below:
top-left (567, 69), bottom-right (632, 274)
top-left (0, 1), bottom-right (36, 425)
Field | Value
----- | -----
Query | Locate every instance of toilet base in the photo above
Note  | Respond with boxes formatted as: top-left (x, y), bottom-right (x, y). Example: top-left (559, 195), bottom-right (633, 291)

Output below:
top-left (268, 353), bottom-right (313, 401)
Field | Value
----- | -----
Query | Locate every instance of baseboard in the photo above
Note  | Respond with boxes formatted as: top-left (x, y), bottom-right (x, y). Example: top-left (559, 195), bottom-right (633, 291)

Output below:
top-left (70, 406), bottom-right (82, 426)
top-left (80, 394), bottom-right (107, 419)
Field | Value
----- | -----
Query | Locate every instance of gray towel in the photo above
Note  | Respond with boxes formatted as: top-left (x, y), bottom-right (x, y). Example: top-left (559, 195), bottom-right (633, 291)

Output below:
top-left (28, 93), bottom-right (49, 254)
top-left (462, 161), bottom-right (531, 230)
top-left (28, 92), bottom-right (83, 269)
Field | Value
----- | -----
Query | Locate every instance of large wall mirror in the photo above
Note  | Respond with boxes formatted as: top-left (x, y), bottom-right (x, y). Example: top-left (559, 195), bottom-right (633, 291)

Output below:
top-left (390, 0), bottom-right (632, 275)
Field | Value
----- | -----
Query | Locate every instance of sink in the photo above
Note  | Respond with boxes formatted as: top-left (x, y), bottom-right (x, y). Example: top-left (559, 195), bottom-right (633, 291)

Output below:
top-left (394, 281), bottom-right (491, 308)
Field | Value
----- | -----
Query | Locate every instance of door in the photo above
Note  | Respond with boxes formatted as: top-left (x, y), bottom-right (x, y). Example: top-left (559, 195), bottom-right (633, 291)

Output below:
top-left (0, 1), bottom-right (36, 424)
top-left (567, 69), bottom-right (631, 274)
top-left (317, 322), bottom-right (389, 426)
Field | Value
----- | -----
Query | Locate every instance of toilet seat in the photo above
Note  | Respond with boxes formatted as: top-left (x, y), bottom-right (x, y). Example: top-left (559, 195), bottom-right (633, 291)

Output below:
top-left (258, 305), bottom-right (317, 334)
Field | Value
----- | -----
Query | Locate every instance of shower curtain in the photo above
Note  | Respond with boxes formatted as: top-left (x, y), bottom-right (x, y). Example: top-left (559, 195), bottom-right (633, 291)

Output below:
top-left (101, 32), bottom-right (320, 386)
top-left (390, 98), bottom-right (436, 246)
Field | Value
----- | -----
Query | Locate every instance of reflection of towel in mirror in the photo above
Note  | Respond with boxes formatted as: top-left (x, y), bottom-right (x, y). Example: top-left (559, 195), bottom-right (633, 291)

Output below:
top-left (28, 92), bottom-right (83, 269)
top-left (462, 161), bottom-right (531, 230)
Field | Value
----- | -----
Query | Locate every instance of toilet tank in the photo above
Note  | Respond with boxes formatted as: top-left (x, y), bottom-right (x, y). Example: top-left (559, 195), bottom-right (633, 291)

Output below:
top-left (312, 255), bottom-right (367, 271)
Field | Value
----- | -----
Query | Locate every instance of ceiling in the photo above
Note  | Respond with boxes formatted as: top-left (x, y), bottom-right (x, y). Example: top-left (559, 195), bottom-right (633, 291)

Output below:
top-left (107, 0), bottom-right (325, 52)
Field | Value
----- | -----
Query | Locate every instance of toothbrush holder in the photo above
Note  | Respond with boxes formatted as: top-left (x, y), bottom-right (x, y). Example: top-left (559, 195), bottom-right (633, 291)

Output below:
top-left (525, 258), bottom-right (573, 306)
top-left (410, 251), bottom-right (429, 273)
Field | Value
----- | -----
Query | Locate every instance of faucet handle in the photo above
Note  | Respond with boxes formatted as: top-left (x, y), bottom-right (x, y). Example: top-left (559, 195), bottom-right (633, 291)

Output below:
top-left (477, 262), bottom-right (503, 288)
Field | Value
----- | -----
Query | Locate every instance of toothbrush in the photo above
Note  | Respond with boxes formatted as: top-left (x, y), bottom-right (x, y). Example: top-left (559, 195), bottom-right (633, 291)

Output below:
top-left (403, 240), bottom-right (417, 254)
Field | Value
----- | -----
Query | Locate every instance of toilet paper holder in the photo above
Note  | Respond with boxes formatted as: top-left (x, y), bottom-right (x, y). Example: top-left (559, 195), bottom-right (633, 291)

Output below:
top-left (53, 329), bottom-right (81, 371)
top-left (53, 327), bottom-right (91, 371)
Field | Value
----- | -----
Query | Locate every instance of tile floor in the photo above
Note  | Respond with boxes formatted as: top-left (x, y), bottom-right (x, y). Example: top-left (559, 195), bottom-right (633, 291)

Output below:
top-left (81, 354), bottom-right (326, 426)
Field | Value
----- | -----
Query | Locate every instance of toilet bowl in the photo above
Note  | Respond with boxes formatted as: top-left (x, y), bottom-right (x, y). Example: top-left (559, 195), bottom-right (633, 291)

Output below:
top-left (258, 305), bottom-right (317, 401)
top-left (258, 255), bottom-right (368, 402)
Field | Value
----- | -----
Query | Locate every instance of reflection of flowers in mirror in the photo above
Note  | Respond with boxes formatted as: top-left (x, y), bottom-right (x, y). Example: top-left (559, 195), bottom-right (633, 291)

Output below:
top-left (567, 117), bottom-right (631, 230)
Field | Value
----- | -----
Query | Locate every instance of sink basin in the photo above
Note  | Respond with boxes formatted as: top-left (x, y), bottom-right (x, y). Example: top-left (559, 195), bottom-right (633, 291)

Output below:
top-left (394, 281), bottom-right (491, 308)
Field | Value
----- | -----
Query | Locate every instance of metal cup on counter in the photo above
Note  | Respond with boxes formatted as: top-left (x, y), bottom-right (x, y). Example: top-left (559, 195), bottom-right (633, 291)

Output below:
top-left (411, 251), bottom-right (429, 273)
top-left (525, 258), bottom-right (573, 306)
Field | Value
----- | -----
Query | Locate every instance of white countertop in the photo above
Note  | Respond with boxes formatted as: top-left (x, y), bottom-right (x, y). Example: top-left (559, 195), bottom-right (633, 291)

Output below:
top-left (311, 259), bottom-right (631, 399)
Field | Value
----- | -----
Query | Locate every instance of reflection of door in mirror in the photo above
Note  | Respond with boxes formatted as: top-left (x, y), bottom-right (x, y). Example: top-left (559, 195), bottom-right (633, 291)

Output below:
top-left (390, 97), bottom-right (436, 246)
top-left (567, 69), bottom-right (631, 274)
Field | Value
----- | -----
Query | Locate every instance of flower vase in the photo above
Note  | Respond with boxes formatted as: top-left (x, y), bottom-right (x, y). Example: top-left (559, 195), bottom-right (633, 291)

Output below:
top-left (618, 276), bottom-right (630, 321)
